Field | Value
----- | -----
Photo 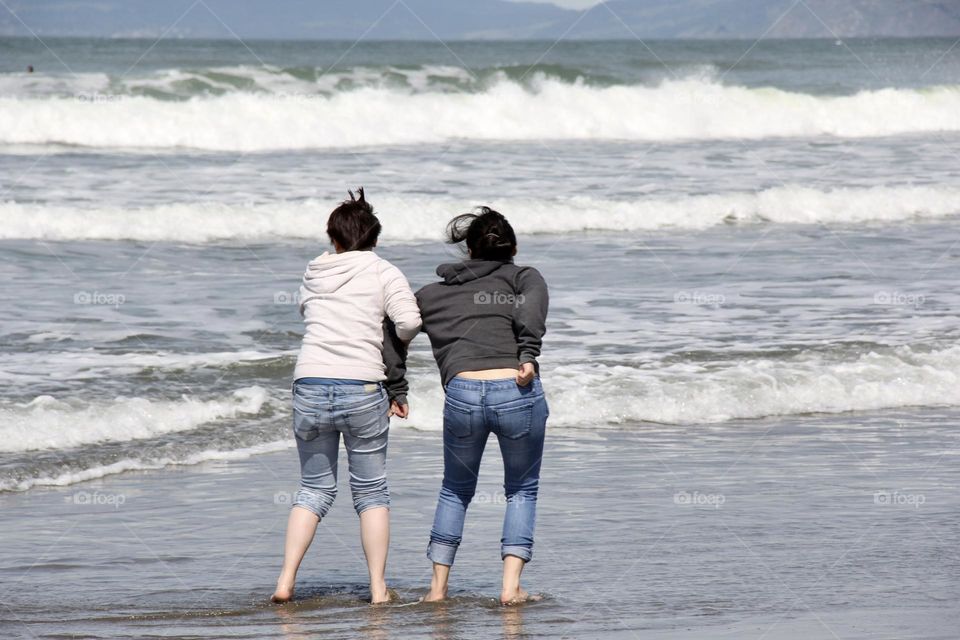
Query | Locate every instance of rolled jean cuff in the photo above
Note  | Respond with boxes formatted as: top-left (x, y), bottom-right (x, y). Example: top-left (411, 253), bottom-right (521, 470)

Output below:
top-left (351, 478), bottom-right (390, 515)
top-left (293, 487), bottom-right (335, 519)
top-left (354, 495), bottom-right (390, 515)
top-left (501, 545), bottom-right (533, 563)
top-left (426, 540), bottom-right (458, 566)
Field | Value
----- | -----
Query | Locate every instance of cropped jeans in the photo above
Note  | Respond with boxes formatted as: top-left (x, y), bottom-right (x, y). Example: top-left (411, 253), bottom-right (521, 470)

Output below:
top-left (427, 377), bottom-right (548, 565)
top-left (290, 379), bottom-right (391, 518)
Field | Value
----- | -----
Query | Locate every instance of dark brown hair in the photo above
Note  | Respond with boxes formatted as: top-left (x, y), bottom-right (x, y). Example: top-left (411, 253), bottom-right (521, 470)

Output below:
top-left (446, 206), bottom-right (517, 261)
top-left (327, 187), bottom-right (381, 251)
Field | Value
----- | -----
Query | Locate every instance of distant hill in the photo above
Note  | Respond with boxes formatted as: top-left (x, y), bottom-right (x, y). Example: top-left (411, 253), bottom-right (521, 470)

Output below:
top-left (2, 0), bottom-right (959, 39)
top-left (572, 0), bottom-right (960, 38)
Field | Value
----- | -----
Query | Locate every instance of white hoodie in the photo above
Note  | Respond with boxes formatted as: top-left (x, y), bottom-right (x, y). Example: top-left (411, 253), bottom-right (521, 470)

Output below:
top-left (293, 251), bottom-right (421, 382)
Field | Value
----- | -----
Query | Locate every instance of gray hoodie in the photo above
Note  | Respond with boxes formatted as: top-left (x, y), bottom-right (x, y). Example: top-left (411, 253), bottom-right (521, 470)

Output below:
top-left (414, 259), bottom-right (548, 386)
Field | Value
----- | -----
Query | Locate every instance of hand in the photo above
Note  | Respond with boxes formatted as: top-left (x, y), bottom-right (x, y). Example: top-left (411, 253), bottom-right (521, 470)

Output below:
top-left (516, 362), bottom-right (535, 386)
top-left (389, 401), bottom-right (409, 418)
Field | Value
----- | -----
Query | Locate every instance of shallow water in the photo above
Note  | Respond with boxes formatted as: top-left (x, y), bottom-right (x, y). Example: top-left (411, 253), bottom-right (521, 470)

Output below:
top-left (2, 415), bottom-right (957, 638)
top-left (3, 221), bottom-right (960, 491)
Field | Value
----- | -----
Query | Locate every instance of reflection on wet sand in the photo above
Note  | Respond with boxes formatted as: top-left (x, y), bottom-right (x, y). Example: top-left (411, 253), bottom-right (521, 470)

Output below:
top-left (273, 603), bottom-right (308, 638)
top-left (424, 600), bottom-right (459, 640)
top-left (500, 604), bottom-right (527, 639)
top-left (270, 585), bottom-right (395, 639)
top-left (358, 604), bottom-right (390, 640)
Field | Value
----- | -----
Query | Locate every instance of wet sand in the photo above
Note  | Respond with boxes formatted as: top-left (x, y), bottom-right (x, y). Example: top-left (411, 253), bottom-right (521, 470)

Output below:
top-left (1, 411), bottom-right (958, 639)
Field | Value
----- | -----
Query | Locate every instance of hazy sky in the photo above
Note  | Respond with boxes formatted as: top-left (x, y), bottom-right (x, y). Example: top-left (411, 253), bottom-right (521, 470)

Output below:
top-left (3, 0), bottom-right (957, 39)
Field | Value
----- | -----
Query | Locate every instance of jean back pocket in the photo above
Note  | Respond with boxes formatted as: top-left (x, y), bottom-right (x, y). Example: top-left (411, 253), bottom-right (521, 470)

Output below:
top-left (443, 399), bottom-right (478, 438)
top-left (292, 384), bottom-right (330, 441)
top-left (494, 400), bottom-right (535, 440)
top-left (341, 393), bottom-right (389, 439)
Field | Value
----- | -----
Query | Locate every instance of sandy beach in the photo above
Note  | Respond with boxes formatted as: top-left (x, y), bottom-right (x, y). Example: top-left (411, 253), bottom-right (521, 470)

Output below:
top-left (3, 411), bottom-right (957, 638)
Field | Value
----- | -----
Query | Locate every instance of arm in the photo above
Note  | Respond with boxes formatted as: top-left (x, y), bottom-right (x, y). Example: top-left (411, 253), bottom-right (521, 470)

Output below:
top-left (379, 261), bottom-right (421, 341)
top-left (381, 318), bottom-right (409, 407)
top-left (513, 267), bottom-right (549, 367)
top-left (297, 270), bottom-right (310, 317)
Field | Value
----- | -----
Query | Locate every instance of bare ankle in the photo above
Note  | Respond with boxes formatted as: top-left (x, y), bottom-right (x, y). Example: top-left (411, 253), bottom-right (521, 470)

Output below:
top-left (272, 577), bottom-right (296, 603)
top-left (424, 578), bottom-right (448, 601)
top-left (370, 582), bottom-right (391, 604)
top-left (424, 586), bottom-right (447, 602)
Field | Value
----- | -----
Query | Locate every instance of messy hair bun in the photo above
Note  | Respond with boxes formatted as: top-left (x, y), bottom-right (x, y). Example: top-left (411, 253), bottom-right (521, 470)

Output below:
top-left (446, 207), bottom-right (517, 261)
top-left (327, 186), bottom-right (382, 251)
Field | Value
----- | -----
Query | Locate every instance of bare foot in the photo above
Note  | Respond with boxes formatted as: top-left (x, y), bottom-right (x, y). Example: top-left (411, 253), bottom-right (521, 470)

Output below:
top-left (422, 587), bottom-right (448, 602)
top-left (271, 579), bottom-right (295, 603)
top-left (500, 587), bottom-right (536, 606)
top-left (370, 585), bottom-right (397, 605)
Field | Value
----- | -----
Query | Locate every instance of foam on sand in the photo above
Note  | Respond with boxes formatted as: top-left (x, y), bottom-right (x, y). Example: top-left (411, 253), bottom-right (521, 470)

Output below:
top-left (0, 440), bottom-right (292, 492)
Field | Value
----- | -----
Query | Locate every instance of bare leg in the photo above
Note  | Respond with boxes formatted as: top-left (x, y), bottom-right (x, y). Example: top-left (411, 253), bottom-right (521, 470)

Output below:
top-left (272, 506), bottom-right (320, 602)
top-left (359, 506), bottom-right (391, 603)
top-left (500, 555), bottom-right (530, 605)
top-left (424, 562), bottom-right (450, 602)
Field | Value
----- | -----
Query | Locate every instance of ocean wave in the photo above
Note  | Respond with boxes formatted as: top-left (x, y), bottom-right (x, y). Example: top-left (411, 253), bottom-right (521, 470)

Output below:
top-left (0, 349), bottom-right (295, 385)
top-left (4, 342), bottom-right (959, 489)
top-left (403, 343), bottom-right (960, 430)
top-left (2, 185), bottom-right (958, 242)
top-left (0, 386), bottom-right (273, 452)
top-left (0, 63), bottom-right (671, 100)
top-left (1, 77), bottom-right (959, 150)
top-left (0, 440), bottom-right (292, 492)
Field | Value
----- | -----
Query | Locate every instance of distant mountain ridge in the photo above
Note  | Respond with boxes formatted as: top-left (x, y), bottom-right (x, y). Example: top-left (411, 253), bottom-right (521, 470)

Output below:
top-left (2, 0), bottom-right (958, 39)
top-left (576, 1), bottom-right (960, 39)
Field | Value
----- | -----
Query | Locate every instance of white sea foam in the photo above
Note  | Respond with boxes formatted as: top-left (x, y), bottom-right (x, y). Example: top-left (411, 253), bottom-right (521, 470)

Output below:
top-left (0, 386), bottom-right (273, 452)
top-left (401, 343), bottom-right (960, 430)
top-left (2, 78), bottom-right (960, 150)
top-left (2, 185), bottom-right (958, 242)
top-left (0, 349), bottom-right (295, 385)
top-left (0, 439), bottom-right (292, 492)
top-left (5, 343), bottom-right (959, 488)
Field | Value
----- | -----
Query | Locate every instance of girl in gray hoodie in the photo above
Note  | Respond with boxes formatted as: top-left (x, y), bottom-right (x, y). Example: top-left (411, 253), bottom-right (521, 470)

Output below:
top-left (415, 208), bottom-right (549, 605)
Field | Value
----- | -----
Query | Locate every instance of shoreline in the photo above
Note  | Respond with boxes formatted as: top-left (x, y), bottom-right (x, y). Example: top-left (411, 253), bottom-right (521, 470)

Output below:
top-left (3, 413), bottom-right (957, 638)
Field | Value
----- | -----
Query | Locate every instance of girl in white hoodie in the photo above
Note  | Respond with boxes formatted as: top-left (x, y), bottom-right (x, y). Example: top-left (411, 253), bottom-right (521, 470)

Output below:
top-left (272, 189), bottom-right (421, 604)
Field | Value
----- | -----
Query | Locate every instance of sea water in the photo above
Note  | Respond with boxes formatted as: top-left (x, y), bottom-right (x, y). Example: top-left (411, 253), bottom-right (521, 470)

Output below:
top-left (0, 37), bottom-right (958, 638)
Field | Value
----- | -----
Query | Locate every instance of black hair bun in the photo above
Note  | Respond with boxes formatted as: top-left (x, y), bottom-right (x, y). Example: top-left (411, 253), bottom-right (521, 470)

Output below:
top-left (446, 206), bottom-right (517, 261)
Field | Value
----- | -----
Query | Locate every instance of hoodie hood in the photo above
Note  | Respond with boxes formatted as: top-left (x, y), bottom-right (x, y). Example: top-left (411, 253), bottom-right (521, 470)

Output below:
top-left (303, 251), bottom-right (380, 294)
top-left (436, 259), bottom-right (511, 285)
